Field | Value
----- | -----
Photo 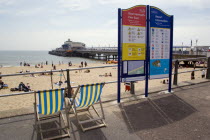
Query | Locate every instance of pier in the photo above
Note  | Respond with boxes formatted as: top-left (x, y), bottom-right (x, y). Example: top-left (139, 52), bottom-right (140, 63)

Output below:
top-left (49, 47), bottom-right (207, 64)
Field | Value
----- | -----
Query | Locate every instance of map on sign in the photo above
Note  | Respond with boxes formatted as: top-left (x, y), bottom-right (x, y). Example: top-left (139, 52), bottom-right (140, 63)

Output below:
top-left (127, 61), bottom-right (144, 75)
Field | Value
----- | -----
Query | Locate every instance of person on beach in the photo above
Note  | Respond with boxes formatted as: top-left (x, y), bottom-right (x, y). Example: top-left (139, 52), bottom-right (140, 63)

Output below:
top-left (109, 72), bottom-right (112, 77)
top-left (69, 61), bottom-right (72, 66)
top-left (46, 61), bottom-right (48, 65)
top-left (162, 80), bottom-right (166, 84)
top-left (201, 70), bottom-right (205, 78)
top-left (84, 61), bottom-right (87, 67)
top-left (81, 61), bottom-right (83, 67)
top-left (18, 82), bottom-right (29, 92)
top-left (26, 83), bottom-right (31, 91)
top-left (105, 73), bottom-right (108, 77)
top-left (191, 71), bottom-right (195, 80)
top-left (0, 80), bottom-right (4, 89)
top-left (53, 65), bottom-right (56, 70)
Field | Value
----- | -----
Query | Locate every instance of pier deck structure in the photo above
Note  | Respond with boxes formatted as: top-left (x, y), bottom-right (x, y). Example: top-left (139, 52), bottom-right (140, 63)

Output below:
top-left (73, 47), bottom-right (206, 62)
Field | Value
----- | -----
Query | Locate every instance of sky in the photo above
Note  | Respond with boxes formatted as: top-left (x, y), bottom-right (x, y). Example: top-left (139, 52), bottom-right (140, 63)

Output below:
top-left (0, 0), bottom-right (210, 50)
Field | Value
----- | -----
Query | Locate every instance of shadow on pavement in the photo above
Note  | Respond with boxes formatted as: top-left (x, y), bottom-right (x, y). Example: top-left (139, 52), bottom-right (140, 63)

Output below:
top-left (70, 114), bottom-right (107, 140)
top-left (119, 93), bottom-right (197, 132)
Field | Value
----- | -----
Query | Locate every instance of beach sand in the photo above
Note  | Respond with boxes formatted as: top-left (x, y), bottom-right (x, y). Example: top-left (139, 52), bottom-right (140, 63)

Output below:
top-left (0, 62), bottom-right (206, 118)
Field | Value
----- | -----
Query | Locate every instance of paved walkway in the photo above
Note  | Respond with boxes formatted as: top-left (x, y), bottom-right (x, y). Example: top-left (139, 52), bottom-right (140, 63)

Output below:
top-left (1, 82), bottom-right (210, 140)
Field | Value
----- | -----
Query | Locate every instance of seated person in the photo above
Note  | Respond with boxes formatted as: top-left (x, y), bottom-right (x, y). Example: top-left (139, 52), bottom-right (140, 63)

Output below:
top-left (84, 69), bottom-right (90, 73)
top-left (26, 83), bottom-right (31, 91)
top-left (18, 82), bottom-right (30, 92)
top-left (109, 72), bottom-right (112, 77)
top-left (0, 80), bottom-right (4, 89)
top-left (55, 81), bottom-right (63, 86)
top-left (19, 70), bottom-right (23, 73)
top-left (105, 73), bottom-right (108, 77)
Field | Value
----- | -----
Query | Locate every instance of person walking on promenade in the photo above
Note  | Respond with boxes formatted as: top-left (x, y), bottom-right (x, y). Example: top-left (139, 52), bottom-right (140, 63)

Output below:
top-left (191, 71), bottom-right (195, 80)
top-left (201, 70), bottom-right (205, 78)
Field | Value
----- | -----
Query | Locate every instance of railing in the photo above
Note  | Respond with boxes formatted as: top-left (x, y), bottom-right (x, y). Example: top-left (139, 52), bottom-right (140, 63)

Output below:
top-left (0, 57), bottom-right (209, 97)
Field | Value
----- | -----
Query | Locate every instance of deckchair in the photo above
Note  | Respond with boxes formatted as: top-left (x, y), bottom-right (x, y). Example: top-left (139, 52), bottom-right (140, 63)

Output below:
top-left (67, 83), bottom-right (106, 132)
top-left (34, 88), bottom-right (70, 140)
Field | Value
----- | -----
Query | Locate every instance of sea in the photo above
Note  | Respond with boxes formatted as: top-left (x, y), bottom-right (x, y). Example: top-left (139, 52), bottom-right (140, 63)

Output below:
top-left (0, 51), bottom-right (104, 67)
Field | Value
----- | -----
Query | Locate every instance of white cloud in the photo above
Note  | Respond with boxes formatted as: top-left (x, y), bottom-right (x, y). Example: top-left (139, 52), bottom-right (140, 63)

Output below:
top-left (103, 19), bottom-right (117, 27)
top-left (15, 7), bottom-right (43, 16)
top-left (174, 25), bottom-right (210, 46)
top-left (0, 0), bottom-right (16, 5)
top-left (57, 0), bottom-right (91, 11)
top-left (98, 0), bottom-right (210, 9)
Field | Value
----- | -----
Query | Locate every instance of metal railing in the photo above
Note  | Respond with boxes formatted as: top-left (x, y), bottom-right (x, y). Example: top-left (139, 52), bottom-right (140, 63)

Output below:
top-left (0, 65), bottom-right (117, 77)
top-left (0, 57), bottom-right (209, 97)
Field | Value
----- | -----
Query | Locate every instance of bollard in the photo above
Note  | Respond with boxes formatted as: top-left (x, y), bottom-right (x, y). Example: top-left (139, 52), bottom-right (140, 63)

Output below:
top-left (173, 60), bottom-right (178, 85)
top-left (206, 57), bottom-right (210, 79)
top-left (130, 81), bottom-right (135, 94)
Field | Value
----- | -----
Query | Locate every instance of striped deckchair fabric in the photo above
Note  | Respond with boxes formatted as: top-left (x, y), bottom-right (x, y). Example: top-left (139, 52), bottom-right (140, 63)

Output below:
top-left (37, 88), bottom-right (65, 115)
top-left (68, 82), bottom-right (106, 132)
top-left (75, 83), bottom-right (104, 108)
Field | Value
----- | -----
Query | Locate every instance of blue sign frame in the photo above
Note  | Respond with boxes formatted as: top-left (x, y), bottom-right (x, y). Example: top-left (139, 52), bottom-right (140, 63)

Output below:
top-left (118, 5), bottom-right (173, 102)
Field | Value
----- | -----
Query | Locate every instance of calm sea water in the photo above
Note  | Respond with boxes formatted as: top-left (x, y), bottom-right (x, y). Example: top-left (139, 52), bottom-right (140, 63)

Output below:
top-left (0, 51), bottom-right (104, 67)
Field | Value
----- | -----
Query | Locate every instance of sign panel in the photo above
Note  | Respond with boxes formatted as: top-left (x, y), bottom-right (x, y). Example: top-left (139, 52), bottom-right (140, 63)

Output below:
top-left (128, 61), bottom-right (144, 75)
top-left (149, 7), bottom-right (172, 79)
top-left (121, 60), bottom-right (145, 81)
top-left (122, 6), bottom-right (146, 61)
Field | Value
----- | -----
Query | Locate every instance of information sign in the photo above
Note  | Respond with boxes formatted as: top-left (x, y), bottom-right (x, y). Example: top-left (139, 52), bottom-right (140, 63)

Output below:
top-left (122, 6), bottom-right (146, 61)
top-left (149, 7), bottom-right (172, 79)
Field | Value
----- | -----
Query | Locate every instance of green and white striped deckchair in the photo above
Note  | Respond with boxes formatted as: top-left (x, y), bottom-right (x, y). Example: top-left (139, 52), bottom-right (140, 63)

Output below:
top-left (68, 83), bottom-right (106, 132)
top-left (34, 88), bottom-right (70, 140)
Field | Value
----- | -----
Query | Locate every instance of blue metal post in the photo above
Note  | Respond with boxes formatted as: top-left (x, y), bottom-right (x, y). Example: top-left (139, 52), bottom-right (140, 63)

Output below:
top-left (145, 5), bottom-right (150, 97)
top-left (168, 16), bottom-right (174, 92)
top-left (117, 8), bottom-right (122, 103)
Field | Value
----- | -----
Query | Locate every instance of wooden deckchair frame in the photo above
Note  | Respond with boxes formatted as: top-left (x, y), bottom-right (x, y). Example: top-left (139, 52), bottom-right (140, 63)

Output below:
top-left (34, 89), bottom-right (70, 140)
top-left (67, 83), bottom-right (106, 132)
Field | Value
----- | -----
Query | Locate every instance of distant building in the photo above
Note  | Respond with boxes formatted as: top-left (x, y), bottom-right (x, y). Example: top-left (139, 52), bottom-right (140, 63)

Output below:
top-left (49, 39), bottom-right (86, 56)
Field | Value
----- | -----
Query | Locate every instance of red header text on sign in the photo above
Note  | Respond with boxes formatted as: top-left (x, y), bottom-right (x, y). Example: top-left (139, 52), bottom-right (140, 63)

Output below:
top-left (122, 6), bottom-right (146, 26)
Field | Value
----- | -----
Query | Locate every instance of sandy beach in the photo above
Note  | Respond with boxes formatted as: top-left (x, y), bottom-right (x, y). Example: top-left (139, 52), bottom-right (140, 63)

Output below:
top-left (0, 62), bottom-right (206, 118)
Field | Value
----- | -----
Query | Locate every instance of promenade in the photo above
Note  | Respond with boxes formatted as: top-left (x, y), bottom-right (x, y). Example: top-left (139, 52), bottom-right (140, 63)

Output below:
top-left (0, 81), bottom-right (210, 140)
